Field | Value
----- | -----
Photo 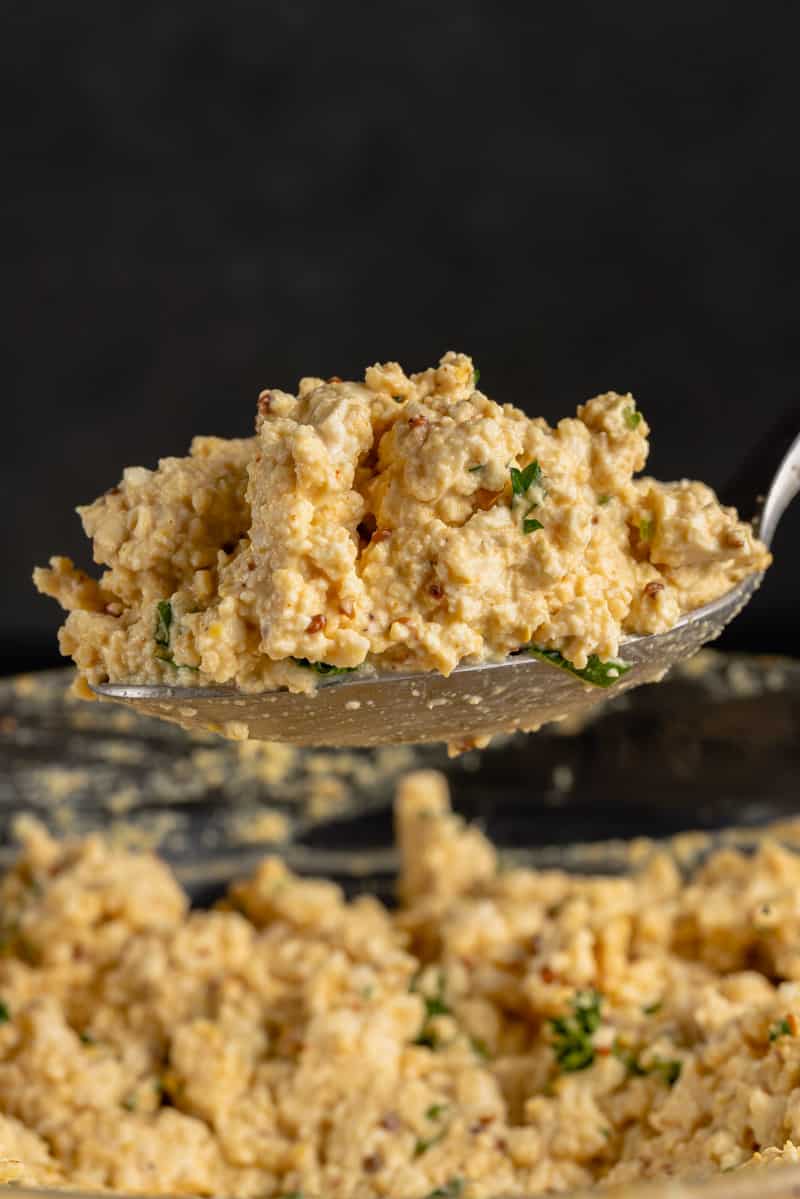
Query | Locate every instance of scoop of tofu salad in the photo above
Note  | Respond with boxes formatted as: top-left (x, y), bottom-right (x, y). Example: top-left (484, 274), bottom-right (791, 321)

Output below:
top-left (34, 352), bottom-right (769, 696)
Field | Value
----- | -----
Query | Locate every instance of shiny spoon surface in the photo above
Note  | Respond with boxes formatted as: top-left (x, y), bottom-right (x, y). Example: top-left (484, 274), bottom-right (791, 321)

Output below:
top-left (93, 432), bottom-right (800, 747)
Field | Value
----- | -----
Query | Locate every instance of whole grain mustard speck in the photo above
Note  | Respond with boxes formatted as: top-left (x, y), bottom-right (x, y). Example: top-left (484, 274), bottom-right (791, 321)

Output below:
top-left (2, 772), bottom-right (800, 1195)
top-left (34, 352), bottom-right (769, 702)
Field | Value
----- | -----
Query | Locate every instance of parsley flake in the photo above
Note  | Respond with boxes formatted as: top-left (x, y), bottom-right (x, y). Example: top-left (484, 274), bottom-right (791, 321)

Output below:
top-left (154, 600), bottom-right (172, 648)
top-left (613, 1042), bottom-right (646, 1076)
top-left (152, 600), bottom-right (200, 670)
top-left (426, 1104), bottom-right (448, 1121)
top-left (510, 460), bottom-right (543, 496)
top-left (549, 989), bottom-right (602, 1072)
top-left (425, 1180), bottom-right (463, 1199)
top-left (528, 646), bottom-right (631, 688)
top-left (412, 971), bottom-right (451, 1048)
top-left (0, 1000), bottom-right (10, 1024)
top-left (424, 993), bottom-right (451, 1020)
top-left (468, 463), bottom-right (485, 473)
top-left (624, 406), bottom-right (642, 430)
top-left (470, 1035), bottom-right (490, 1060)
top-left (597, 494), bottom-right (612, 506)
top-left (511, 461), bottom-right (546, 535)
top-left (614, 1042), bottom-right (682, 1086)
top-left (638, 516), bottom-right (654, 542)
top-left (415, 1128), bottom-right (446, 1157)
top-left (770, 1018), bottom-right (793, 1041)
top-left (473, 367), bottom-right (481, 387)
top-left (291, 658), bottom-right (357, 677)
top-left (650, 1058), bottom-right (682, 1086)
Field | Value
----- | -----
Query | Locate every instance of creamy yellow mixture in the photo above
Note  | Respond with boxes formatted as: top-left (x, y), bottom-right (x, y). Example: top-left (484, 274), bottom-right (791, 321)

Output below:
top-left (2, 772), bottom-right (800, 1197)
top-left (34, 352), bottom-right (768, 695)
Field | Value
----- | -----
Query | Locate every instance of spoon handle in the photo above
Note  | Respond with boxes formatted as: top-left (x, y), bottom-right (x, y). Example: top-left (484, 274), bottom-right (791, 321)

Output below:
top-left (759, 429), bottom-right (800, 548)
top-left (720, 404), bottom-right (800, 546)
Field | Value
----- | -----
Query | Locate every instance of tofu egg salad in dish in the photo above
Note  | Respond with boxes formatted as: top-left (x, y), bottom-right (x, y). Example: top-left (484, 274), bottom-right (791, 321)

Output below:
top-left (4, 771), bottom-right (800, 1199)
top-left (35, 352), bottom-right (770, 698)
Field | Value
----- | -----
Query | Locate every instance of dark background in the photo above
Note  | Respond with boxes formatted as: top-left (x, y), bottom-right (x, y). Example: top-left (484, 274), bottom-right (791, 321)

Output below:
top-left (5, 1), bottom-right (800, 674)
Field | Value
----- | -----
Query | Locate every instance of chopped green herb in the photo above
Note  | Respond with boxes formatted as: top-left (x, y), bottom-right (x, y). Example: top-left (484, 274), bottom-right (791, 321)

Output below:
top-left (770, 1018), bottom-right (793, 1042)
top-left (473, 368), bottom-right (480, 387)
top-left (412, 972), bottom-right (451, 1048)
top-left (424, 994), bottom-right (451, 1019)
top-left (510, 460), bottom-right (543, 496)
top-left (510, 461), bottom-right (546, 535)
top-left (470, 1036), bottom-right (490, 1060)
top-left (624, 406), bottom-right (642, 431)
top-left (426, 1104), bottom-right (448, 1121)
top-left (642, 1001), bottom-right (662, 1016)
top-left (415, 1127), bottom-right (447, 1157)
top-left (528, 646), bottom-right (631, 688)
top-left (614, 1043), bottom-right (681, 1086)
top-left (425, 1180), bottom-right (463, 1199)
top-left (638, 516), bottom-right (654, 542)
top-left (650, 1058), bottom-right (682, 1086)
top-left (278, 1192), bottom-right (304, 1199)
top-left (613, 1041), bottom-right (646, 1076)
top-left (549, 989), bottom-right (602, 1073)
top-left (0, 1000), bottom-right (10, 1024)
top-left (153, 600), bottom-right (200, 670)
top-left (422, 973), bottom-right (450, 1016)
top-left (468, 463), bottom-right (484, 473)
top-left (154, 600), bottom-right (172, 648)
top-left (122, 1094), bottom-right (137, 1111)
top-left (79, 1030), bottom-right (96, 1045)
top-left (291, 658), bottom-right (357, 677)
top-left (597, 494), bottom-right (612, 506)
top-left (411, 971), bottom-right (448, 1010)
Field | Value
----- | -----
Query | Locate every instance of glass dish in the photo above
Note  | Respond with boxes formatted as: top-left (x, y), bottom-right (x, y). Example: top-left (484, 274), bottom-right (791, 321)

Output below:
top-left (1, 652), bottom-right (799, 1199)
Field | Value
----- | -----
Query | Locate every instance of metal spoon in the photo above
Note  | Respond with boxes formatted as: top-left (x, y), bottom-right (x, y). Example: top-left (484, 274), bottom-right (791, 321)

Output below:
top-left (94, 430), bottom-right (800, 747)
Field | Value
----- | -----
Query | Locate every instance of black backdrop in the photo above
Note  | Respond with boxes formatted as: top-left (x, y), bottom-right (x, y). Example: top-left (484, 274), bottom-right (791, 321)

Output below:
top-left (6, 1), bottom-right (800, 673)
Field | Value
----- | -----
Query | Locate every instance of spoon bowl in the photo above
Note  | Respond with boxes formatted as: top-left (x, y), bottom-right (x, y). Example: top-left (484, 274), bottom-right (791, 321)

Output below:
top-left (93, 432), bottom-right (799, 747)
top-left (94, 573), bottom-right (761, 747)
